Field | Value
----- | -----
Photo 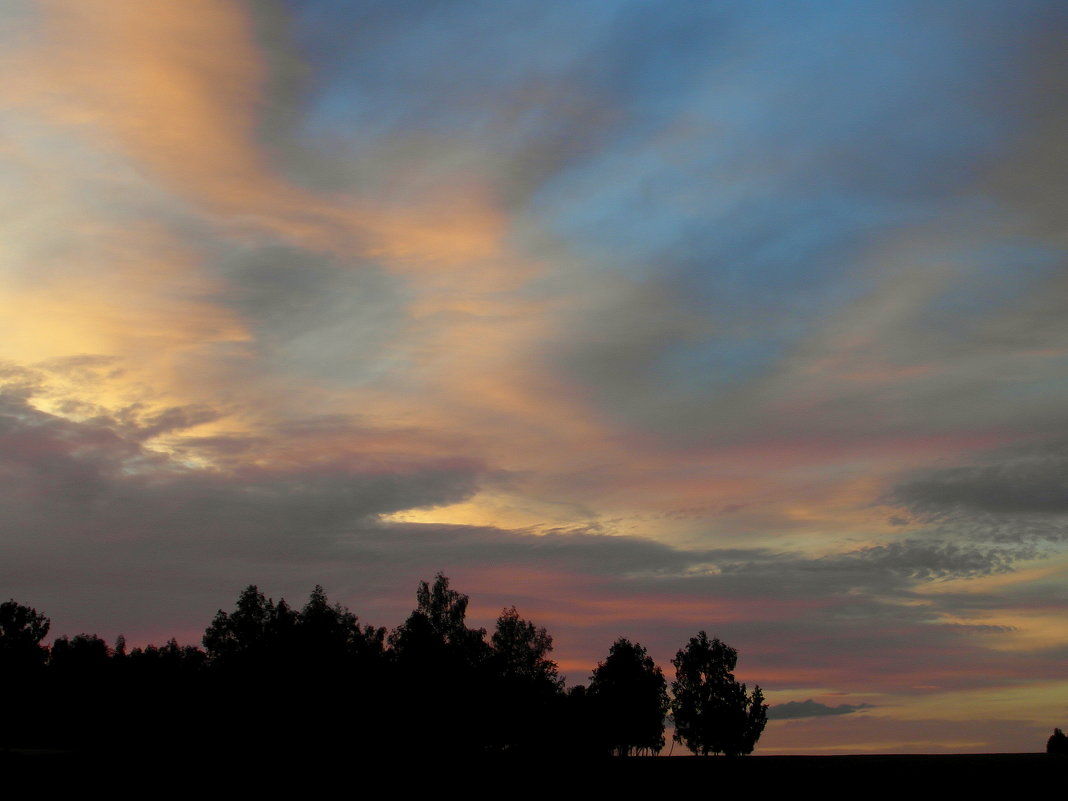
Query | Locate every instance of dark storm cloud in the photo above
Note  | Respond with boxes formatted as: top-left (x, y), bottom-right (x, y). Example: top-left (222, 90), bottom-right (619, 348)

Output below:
top-left (768, 700), bottom-right (873, 720)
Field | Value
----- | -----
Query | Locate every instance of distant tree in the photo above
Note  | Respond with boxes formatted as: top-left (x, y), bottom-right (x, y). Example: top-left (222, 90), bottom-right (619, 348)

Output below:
top-left (129, 638), bottom-right (207, 673)
top-left (202, 585), bottom-right (299, 753)
top-left (110, 638), bottom-right (208, 753)
top-left (49, 633), bottom-right (110, 672)
top-left (588, 638), bottom-right (668, 756)
top-left (297, 584), bottom-right (384, 666)
top-left (390, 572), bottom-right (488, 667)
top-left (202, 584), bottom-right (303, 669)
top-left (0, 601), bottom-right (51, 748)
top-left (562, 684), bottom-right (599, 757)
top-left (387, 573), bottom-right (490, 754)
top-left (670, 631), bottom-right (768, 756)
top-left (490, 606), bottom-right (561, 690)
top-left (1048, 728), bottom-right (1068, 755)
top-left (0, 599), bottom-right (50, 672)
top-left (485, 606), bottom-right (564, 753)
top-left (47, 634), bottom-right (115, 748)
top-left (298, 585), bottom-right (349, 663)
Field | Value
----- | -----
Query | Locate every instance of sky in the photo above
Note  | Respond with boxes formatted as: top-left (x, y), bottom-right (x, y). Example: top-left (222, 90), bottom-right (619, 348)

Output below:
top-left (2, 0), bottom-right (1067, 754)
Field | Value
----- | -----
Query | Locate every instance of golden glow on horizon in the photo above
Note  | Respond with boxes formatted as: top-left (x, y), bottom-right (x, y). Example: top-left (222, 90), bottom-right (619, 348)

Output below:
top-left (874, 680), bottom-right (1068, 725)
top-left (766, 737), bottom-right (991, 755)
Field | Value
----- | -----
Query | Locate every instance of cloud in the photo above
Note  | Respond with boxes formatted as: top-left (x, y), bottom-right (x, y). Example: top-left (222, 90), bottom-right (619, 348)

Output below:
top-left (827, 540), bottom-right (1031, 581)
top-left (0, 379), bottom-right (484, 545)
top-left (768, 699), bottom-right (873, 720)
top-left (0, 374), bottom-right (1061, 698)
top-left (211, 242), bottom-right (409, 386)
top-left (891, 440), bottom-right (1068, 517)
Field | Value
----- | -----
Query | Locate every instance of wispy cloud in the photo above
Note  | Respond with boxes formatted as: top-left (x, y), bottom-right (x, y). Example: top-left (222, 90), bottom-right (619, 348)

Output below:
top-left (769, 700), bottom-right (874, 720)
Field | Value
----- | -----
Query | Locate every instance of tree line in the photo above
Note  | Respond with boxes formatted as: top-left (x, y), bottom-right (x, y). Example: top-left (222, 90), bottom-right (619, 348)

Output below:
top-left (1, 574), bottom-right (767, 758)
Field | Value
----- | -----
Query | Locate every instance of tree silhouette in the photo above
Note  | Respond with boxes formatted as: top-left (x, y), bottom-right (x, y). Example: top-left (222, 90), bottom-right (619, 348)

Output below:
top-left (298, 585), bottom-right (354, 663)
top-left (670, 631), bottom-right (768, 756)
top-left (49, 633), bottom-right (110, 672)
top-left (203, 585), bottom-right (268, 664)
top-left (588, 637), bottom-right (668, 756)
top-left (388, 573), bottom-right (490, 754)
top-left (0, 599), bottom-right (50, 671)
top-left (48, 633), bottom-right (116, 748)
top-left (1048, 728), bottom-right (1068, 755)
top-left (490, 606), bottom-right (560, 689)
top-left (485, 606), bottom-right (564, 753)
top-left (390, 572), bottom-right (488, 667)
top-left (0, 600), bottom-right (51, 749)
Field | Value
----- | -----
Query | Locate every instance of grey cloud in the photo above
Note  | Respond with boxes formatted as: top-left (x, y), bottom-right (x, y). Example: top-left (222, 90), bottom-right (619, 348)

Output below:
top-left (768, 700), bottom-right (873, 720)
top-left (114, 404), bottom-right (222, 442)
top-left (5, 360), bottom-right (220, 443)
top-left (214, 243), bottom-right (409, 386)
top-left (828, 540), bottom-right (1029, 581)
top-left (552, 278), bottom-right (721, 426)
top-left (0, 386), bottom-right (482, 547)
top-left (0, 380), bottom-right (485, 638)
top-left (696, 537), bottom-right (1028, 591)
top-left (0, 377), bottom-right (1056, 685)
top-left (983, 4), bottom-right (1068, 247)
top-left (246, 1), bottom-right (626, 205)
top-left (337, 522), bottom-right (773, 581)
top-left (891, 441), bottom-right (1068, 517)
top-left (887, 440), bottom-right (1068, 549)
top-left (942, 623), bottom-right (1016, 634)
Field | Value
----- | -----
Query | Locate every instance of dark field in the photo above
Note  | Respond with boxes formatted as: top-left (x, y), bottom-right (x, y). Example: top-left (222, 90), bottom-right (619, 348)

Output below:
top-left (3, 750), bottom-right (1058, 792)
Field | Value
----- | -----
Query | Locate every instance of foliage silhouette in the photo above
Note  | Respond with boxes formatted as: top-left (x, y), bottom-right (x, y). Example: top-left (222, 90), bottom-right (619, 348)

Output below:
top-left (387, 573), bottom-right (492, 753)
top-left (485, 605), bottom-right (565, 753)
top-left (670, 631), bottom-right (768, 756)
top-left (297, 584), bottom-right (386, 667)
top-left (391, 572), bottom-right (488, 661)
top-left (490, 605), bottom-right (561, 689)
top-left (1048, 728), bottom-right (1068, 755)
top-left (49, 633), bottom-right (110, 673)
top-left (203, 584), bottom-right (277, 665)
top-left (0, 599), bottom-right (50, 671)
top-left (0, 600), bottom-right (51, 749)
top-left (200, 583), bottom-right (387, 755)
top-left (588, 637), bottom-right (668, 756)
top-left (3, 585), bottom-right (785, 762)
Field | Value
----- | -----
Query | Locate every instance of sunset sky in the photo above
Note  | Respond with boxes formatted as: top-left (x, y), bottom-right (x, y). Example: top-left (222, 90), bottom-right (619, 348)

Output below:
top-left (3, 0), bottom-right (1068, 753)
